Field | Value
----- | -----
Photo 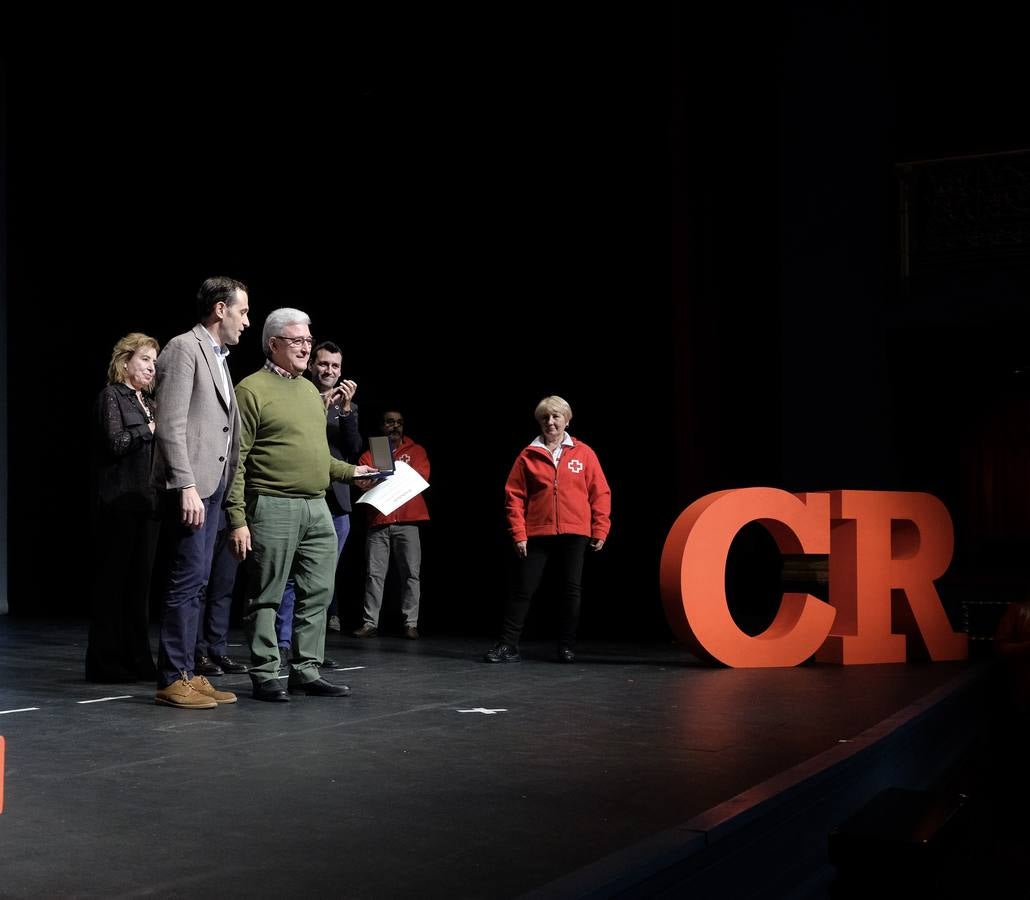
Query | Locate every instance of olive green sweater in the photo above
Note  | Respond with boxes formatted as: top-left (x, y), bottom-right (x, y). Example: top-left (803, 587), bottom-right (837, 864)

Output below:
top-left (226, 368), bottom-right (356, 529)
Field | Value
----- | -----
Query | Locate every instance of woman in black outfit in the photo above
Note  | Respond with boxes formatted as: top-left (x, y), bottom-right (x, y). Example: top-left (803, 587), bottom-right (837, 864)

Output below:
top-left (85, 333), bottom-right (162, 682)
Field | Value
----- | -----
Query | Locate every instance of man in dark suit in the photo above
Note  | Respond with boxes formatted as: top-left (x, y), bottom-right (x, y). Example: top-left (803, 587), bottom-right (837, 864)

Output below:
top-left (152, 276), bottom-right (250, 709)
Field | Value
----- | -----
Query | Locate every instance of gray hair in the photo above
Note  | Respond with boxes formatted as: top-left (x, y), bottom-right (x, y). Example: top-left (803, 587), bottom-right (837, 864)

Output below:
top-left (261, 307), bottom-right (311, 357)
top-left (534, 395), bottom-right (573, 422)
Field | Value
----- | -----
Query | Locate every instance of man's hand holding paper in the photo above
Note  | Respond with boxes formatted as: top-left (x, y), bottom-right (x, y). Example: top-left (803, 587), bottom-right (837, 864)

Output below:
top-left (355, 460), bottom-right (429, 516)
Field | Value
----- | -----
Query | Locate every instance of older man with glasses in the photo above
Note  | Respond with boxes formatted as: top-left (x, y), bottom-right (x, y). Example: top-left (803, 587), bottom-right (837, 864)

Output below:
top-left (225, 308), bottom-right (379, 702)
top-left (272, 338), bottom-right (361, 670)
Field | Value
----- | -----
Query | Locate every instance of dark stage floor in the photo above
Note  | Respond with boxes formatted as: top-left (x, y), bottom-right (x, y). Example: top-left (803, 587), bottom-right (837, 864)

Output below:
top-left (0, 618), bottom-right (990, 898)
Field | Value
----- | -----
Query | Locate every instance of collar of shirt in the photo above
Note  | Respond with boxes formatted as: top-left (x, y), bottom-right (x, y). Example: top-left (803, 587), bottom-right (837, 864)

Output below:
top-left (263, 358), bottom-right (300, 379)
top-left (531, 433), bottom-right (573, 466)
top-left (205, 332), bottom-right (230, 361)
top-left (531, 433), bottom-right (574, 450)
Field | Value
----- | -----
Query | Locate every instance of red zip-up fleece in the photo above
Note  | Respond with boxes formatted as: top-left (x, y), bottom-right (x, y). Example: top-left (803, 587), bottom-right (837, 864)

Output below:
top-left (358, 435), bottom-right (431, 526)
top-left (504, 437), bottom-right (611, 543)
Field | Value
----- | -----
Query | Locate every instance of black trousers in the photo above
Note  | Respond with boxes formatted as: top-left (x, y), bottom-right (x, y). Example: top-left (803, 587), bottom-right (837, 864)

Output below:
top-left (500, 534), bottom-right (589, 648)
top-left (87, 503), bottom-right (160, 679)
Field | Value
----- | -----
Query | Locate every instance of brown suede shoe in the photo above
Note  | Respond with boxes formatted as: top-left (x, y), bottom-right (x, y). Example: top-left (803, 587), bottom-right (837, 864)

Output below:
top-left (404, 626), bottom-right (420, 640)
top-left (352, 624), bottom-right (378, 638)
top-left (155, 676), bottom-right (218, 709)
top-left (188, 674), bottom-right (238, 704)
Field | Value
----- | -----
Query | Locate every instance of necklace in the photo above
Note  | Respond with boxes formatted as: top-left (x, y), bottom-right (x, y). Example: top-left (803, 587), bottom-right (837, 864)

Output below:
top-left (136, 391), bottom-right (154, 423)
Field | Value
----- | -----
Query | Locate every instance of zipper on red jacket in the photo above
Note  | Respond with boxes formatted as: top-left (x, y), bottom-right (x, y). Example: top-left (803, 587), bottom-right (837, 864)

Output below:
top-left (552, 464), bottom-right (560, 532)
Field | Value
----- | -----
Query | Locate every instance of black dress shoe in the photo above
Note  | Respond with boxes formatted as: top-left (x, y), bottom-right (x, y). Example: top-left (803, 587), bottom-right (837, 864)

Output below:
top-left (483, 643), bottom-right (521, 664)
top-left (319, 657), bottom-right (345, 671)
top-left (212, 654), bottom-right (249, 674)
top-left (288, 677), bottom-right (351, 697)
top-left (252, 679), bottom-right (290, 702)
top-left (195, 655), bottom-right (224, 677)
top-left (557, 647), bottom-right (576, 663)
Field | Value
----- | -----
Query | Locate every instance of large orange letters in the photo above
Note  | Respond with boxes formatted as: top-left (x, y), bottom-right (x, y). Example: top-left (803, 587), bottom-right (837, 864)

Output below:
top-left (660, 489), bottom-right (967, 667)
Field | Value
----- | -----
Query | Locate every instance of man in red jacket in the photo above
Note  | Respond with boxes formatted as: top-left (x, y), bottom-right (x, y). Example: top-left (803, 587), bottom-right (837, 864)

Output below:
top-left (353, 410), bottom-right (430, 639)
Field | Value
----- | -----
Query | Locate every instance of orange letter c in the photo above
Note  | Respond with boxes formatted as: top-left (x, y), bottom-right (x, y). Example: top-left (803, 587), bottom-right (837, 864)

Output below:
top-left (660, 488), bottom-right (836, 667)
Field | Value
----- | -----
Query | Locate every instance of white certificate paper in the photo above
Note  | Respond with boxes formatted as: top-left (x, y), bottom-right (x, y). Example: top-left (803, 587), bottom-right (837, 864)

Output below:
top-left (355, 460), bottom-right (429, 516)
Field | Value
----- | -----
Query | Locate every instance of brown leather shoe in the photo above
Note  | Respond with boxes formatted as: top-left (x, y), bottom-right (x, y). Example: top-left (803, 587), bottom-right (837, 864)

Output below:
top-left (188, 674), bottom-right (238, 704)
top-left (155, 676), bottom-right (218, 709)
top-left (404, 626), bottom-right (420, 640)
top-left (352, 624), bottom-right (378, 638)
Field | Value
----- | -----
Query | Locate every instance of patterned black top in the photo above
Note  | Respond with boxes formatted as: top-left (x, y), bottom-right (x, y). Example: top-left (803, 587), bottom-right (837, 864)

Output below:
top-left (94, 382), bottom-right (158, 512)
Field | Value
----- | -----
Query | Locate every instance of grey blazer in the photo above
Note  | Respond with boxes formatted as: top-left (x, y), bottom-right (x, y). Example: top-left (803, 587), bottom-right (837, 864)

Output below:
top-left (152, 324), bottom-right (241, 499)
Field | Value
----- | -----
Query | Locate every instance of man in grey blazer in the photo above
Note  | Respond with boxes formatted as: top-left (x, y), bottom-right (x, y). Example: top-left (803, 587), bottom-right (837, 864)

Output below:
top-left (152, 276), bottom-right (251, 709)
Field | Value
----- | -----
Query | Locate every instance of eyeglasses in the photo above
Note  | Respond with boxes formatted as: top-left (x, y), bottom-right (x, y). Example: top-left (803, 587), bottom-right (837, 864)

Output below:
top-left (274, 335), bottom-right (315, 348)
top-left (383, 418), bottom-right (404, 425)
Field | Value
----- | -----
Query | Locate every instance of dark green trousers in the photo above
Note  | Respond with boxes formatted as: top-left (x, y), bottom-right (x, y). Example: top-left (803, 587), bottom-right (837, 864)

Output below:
top-left (243, 495), bottom-right (337, 683)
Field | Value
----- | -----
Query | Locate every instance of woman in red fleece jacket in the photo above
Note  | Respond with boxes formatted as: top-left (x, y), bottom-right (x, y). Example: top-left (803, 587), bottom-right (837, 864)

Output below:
top-left (484, 395), bottom-right (611, 664)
